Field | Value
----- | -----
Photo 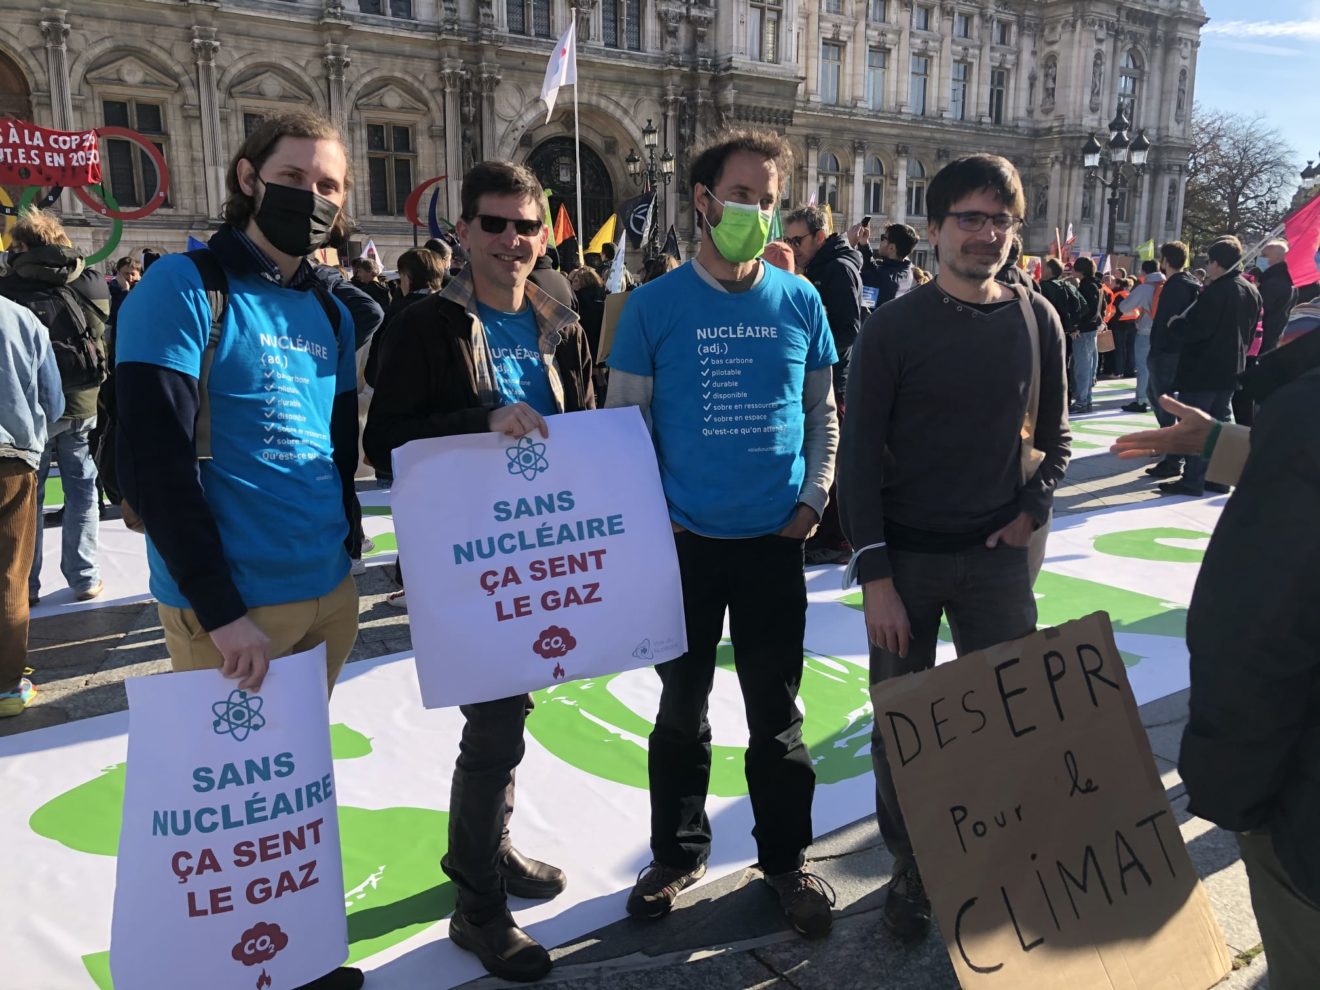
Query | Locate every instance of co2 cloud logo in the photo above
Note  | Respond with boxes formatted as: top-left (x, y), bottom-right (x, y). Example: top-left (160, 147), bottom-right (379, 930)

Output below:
top-left (533, 625), bottom-right (576, 660)
top-left (231, 921), bottom-right (288, 966)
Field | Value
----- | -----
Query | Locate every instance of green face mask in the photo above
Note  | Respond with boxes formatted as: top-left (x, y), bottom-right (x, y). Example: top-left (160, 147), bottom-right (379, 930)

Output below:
top-left (703, 189), bottom-right (772, 263)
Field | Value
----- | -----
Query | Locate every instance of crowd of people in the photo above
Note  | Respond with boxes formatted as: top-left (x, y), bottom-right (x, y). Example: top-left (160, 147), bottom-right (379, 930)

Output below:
top-left (0, 106), bottom-right (1316, 988)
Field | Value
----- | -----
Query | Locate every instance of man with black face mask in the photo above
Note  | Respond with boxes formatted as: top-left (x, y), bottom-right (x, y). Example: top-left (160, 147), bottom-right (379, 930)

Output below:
top-left (114, 111), bottom-right (364, 990)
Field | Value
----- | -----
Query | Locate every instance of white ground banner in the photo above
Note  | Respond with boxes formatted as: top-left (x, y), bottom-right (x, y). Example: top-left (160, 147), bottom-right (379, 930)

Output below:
top-left (391, 407), bottom-right (686, 707)
top-left (110, 646), bottom-right (347, 990)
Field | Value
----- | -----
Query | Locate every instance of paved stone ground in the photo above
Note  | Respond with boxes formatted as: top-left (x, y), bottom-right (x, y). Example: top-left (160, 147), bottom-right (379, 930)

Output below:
top-left (5, 394), bottom-right (1273, 989)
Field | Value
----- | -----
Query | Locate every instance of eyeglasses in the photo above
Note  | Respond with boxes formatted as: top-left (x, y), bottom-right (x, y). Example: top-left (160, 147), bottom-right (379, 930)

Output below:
top-left (934, 211), bottom-right (1024, 233)
top-left (784, 234), bottom-right (809, 248)
top-left (474, 214), bottom-right (544, 236)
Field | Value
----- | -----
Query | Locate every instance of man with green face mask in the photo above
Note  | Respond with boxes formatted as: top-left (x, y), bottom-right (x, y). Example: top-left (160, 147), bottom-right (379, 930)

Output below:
top-left (605, 130), bottom-right (840, 939)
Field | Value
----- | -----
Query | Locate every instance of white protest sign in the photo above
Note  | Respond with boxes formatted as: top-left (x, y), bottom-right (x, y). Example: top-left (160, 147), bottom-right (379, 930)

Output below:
top-left (111, 646), bottom-right (348, 990)
top-left (392, 406), bottom-right (687, 708)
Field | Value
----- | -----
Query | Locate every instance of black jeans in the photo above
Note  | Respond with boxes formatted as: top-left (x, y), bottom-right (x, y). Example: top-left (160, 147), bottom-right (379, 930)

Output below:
top-left (1146, 350), bottom-right (1183, 468)
top-left (649, 531), bottom-right (815, 876)
top-left (441, 693), bottom-right (533, 921)
top-left (869, 545), bottom-right (1037, 871)
top-left (1177, 389), bottom-right (1234, 490)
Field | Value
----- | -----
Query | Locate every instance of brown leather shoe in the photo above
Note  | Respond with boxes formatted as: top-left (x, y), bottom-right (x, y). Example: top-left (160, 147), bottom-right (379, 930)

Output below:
top-left (498, 847), bottom-right (566, 899)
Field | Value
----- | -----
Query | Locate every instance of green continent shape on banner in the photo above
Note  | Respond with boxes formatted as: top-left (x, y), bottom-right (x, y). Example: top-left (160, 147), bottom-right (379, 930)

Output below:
top-left (840, 567), bottom-right (1188, 668)
top-left (526, 643), bottom-right (872, 795)
top-left (1092, 527), bottom-right (1210, 564)
top-left (25, 723), bottom-right (453, 989)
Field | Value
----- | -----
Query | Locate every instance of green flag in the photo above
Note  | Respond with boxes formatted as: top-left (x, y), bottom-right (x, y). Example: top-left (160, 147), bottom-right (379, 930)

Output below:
top-left (1136, 238), bottom-right (1155, 261)
top-left (768, 206), bottom-right (783, 241)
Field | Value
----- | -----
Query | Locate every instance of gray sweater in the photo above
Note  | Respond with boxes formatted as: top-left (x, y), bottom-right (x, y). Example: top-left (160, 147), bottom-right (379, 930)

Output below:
top-left (838, 280), bottom-right (1071, 583)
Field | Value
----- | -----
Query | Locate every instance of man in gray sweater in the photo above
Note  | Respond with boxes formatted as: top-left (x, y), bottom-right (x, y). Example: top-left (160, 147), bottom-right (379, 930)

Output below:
top-left (837, 154), bottom-right (1071, 943)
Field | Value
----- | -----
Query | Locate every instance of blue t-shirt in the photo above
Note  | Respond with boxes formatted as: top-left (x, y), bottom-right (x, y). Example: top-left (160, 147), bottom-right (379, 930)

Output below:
top-left (116, 254), bottom-right (357, 610)
top-left (608, 261), bottom-right (837, 537)
top-left (478, 301), bottom-right (557, 416)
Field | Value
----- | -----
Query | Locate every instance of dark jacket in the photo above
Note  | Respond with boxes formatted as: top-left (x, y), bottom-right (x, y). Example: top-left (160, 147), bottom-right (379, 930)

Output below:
top-left (995, 262), bottom-right (1033, 289)
top-left (1149, 270), bottom-right (1201, 354)
top-left (1180, 346), bottom-right (1320, 907)
top-left (574, 283), bottom-right (609, 360)
top-left (0, 245), bottom-right (111, 420)
top-left (1076, 275), bottom-right (1105, 333)
top-left (311, 266), bottom-right (384, 352)
top-left (1169, 270), bottom-right (1262, 392)
top-left (528, 255), bottom-right (578, 313)
top-left (352, 276), bottom-right (393, 314)
top-left (803, 233), bottom-right (863, 393)
top-left (365, 288), bottom-right (433, 388)
top-left (1258, 261), bottom-right (1297, 355)
top-left (859, 247), bottom-right (915, 309)
top-left (363, 271), bottom-right (595, 471)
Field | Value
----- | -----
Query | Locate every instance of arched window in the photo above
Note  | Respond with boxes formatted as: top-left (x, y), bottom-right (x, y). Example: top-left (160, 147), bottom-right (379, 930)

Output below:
top-left (865, 156), bottom-right (885, 214)
top-left (818, 151), bottom-right (842, 210)
top-left (1118, 49), bottom-right (1143, 126)
top-left (906, 158), bottom-right (926, 217)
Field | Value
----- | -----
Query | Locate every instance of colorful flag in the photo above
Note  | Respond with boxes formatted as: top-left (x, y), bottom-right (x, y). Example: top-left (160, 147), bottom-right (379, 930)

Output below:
top-left (768, 206), bottom-right (783, 242)
top-left (823, 204), bottom-right (834, 235)
top-left (553, 203), bottom-right (576, 246)
top-left (605, 230), bottom-right (627, 293)
top-left (1284, 191), bottom-right (1320, 289)
top-left (1135, 238), bottom-right (1155, 262)
top-left (362, 239), bottom-right (380, 266)
top-left (540, 21), bottom-right (577, 124)
top-left (617, 190), bottom-right (656, 251)
top-left (586, 215), bottom-right (617, 255)
top-left (1065, 223), bottom-right (1076, 246)
top-left (186, 235), bottom-right (206, 251)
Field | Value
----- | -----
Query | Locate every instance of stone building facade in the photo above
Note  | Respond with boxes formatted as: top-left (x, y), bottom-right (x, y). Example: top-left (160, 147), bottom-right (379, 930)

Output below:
top-left (1, 0), bottom-right (1205, 268)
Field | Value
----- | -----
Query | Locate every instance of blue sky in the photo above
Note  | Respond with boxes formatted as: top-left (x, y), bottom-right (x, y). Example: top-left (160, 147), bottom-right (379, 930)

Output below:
top-left (1197, 0), bottom-right (1319, 190)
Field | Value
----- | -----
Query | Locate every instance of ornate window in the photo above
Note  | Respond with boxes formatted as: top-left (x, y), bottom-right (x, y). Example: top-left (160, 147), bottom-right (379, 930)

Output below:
top-left (994, 19), bottom-right (1011, 45)
top-left (906, 159), bottom-right (926, 217)
top-left (1118, 49), bottom-right (1143, 125)
top-left (367, 122), bottom-right (416, 216)
top-left (603, 0), bottom-right (642, 50)
top-left (360, 0), bottom-right (413, 15)
top-left (867, 0), bottom-right (886, 23)
top-left (1166, 179), bottom-right (1178, 224)
top-left (954, 12), bottom-right (971, 38)
top-left (989, 68), bottom-right (1008, 125)
top-left (910, 55), bottom-right (930, 115)
top-left (950, 62), bottom-right (970, 121)
top-left (507, 0), bottom-right (552, 37)
top-left (818, 152), bottom-right (842, 210)
top-left (865, 156), bottom-right (885, 215)
top-left (1081, 182), bottom-right (1095, 221)
top-left (748, 0), bottom-right (782, 63)
top-left (102, 99), bottom-right (170, 209)
top-left (823, 0), bottom-right (843, 13)
top-left (821, 42), bottom-right (844, 105)
top-left (912, 4), bottom-right (931, 30)
top-left (866, 48), bottom-right (887, 111)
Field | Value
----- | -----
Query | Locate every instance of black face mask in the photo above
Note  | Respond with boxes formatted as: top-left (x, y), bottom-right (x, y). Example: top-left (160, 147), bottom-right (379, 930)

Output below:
top-left (252, 179), bottom-right (339, 257)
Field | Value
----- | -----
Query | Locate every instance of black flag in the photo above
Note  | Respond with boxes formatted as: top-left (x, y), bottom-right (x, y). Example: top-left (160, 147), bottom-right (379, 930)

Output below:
top-left (617, 190), bottom-right (657, 250)
top-left (661, 225), bottom-right (681, 261)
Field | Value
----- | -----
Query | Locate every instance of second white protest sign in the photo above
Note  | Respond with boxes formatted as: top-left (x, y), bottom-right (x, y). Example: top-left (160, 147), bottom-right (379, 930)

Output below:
top-left (392, 406), bottom-right (687, 707)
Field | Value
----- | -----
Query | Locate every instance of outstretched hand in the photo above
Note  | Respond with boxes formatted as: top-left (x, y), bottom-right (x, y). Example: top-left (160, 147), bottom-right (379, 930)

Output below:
top-left (1109, 395), bottom-right (1214, 459)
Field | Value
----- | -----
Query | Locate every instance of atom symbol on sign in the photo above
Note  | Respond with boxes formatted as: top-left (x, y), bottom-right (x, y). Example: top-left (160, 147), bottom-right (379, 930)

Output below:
top-left (506, 436), bottom-right (550, 481)
top-left (212, 689), bottom-right (267, 741)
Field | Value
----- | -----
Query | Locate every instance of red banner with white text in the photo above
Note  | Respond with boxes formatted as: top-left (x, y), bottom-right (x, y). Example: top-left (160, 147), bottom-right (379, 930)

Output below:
top-left (0, 119), bottom-right (102, 187)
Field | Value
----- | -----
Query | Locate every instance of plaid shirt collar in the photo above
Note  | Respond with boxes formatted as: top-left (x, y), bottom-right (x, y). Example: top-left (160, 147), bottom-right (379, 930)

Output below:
top-left (230, 227), bottom-right (318, 289)
top-left (438, 266), bottom-right (579, 343)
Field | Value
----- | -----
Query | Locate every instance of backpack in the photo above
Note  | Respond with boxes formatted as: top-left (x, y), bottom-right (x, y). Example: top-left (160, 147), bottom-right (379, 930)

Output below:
top-left (1055, 278), bottom-right (1087, 332)
top-left (14, 283), bottom-right (107, 393)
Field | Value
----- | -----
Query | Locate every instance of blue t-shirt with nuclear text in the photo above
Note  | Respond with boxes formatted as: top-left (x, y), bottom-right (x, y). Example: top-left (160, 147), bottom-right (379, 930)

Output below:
top-left (479, 301), bottom-right (557, 417)
top-left (116, 253), bottom-right (357, 610)
top-left (608, 261), bottom-right (837, 537)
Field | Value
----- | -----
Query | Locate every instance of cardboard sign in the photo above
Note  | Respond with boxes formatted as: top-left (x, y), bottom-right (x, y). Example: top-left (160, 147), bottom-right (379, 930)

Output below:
top-left (391, 406), bottom-right (687, 707)
top-left (872, 613), bottom-right (1231, 989)
top-left (111, 646), bottom-right (348, 990)
top-left (0, 119), bottom-right (102, 187)
top-left (597, 290), bottom-right (630, 363)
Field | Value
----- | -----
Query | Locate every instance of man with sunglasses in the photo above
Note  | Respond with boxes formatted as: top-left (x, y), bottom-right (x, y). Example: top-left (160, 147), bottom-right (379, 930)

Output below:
top-left (606, 130), bottom-right (840, 939)
top-left (838, 154), bottom-right (1070, 944)
top-left (364, 161), bottom-right (594, 983)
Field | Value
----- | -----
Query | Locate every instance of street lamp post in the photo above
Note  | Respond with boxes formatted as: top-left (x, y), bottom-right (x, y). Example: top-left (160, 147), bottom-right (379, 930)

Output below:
top-left (1301, 156), bottom-right (1320, 191)
top-left (1081, 110), bottom-right (1151, 263)
top-left (626, 118), bottom-right (675, 260)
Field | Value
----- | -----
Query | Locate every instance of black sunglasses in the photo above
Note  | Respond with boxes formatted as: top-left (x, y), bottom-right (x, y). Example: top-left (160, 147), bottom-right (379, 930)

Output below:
top-left (474, 214), bottom-right (544, 236)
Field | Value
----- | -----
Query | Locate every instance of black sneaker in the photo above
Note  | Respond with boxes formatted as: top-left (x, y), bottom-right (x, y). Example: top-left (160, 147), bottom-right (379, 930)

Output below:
top-left (766, 868), bottom-right (837, 939)
top-left (449, 909), bottom-right (552, 983)
top-left (1145, 459), bottom-right (1183, 478)
top-left (1159, 480), bottom-right (1205, 497)
top-left (499, 847), bottom-right (567, 899)
top-left (883, 861), bottom-right (931, 942)
top-left (626, 860), bottom-right (707, 920)
top-left (1204, 481), bottom-right (1231, 494)
top-left (294, 967), bottom-right (364, 990)
top-left (1121, 401), bottom-right (1150, 413)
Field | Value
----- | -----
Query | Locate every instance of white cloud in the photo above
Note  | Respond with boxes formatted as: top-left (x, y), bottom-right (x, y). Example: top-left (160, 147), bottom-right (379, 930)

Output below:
top-left (1203, 19), bottom-right (1320, 39)
top-left (1208, 39), bottom-right (1305, 57)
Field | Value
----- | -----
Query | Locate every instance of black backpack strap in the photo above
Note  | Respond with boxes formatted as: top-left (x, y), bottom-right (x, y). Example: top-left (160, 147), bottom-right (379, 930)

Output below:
top-left (186, 249), bottom-right (229, 461)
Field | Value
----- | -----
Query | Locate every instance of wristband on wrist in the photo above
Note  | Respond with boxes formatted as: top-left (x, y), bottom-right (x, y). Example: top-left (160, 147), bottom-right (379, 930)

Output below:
top-left (1202, 421), bottom-right (1223, 460)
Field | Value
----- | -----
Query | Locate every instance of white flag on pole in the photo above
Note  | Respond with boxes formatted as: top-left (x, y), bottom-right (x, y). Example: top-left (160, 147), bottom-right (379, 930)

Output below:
top-left (605, 229), bottom-right (627, 293)
top-left (540, 21), bottom-right (578, 124)
top-left (362, 239), bottom-right (380, 266)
